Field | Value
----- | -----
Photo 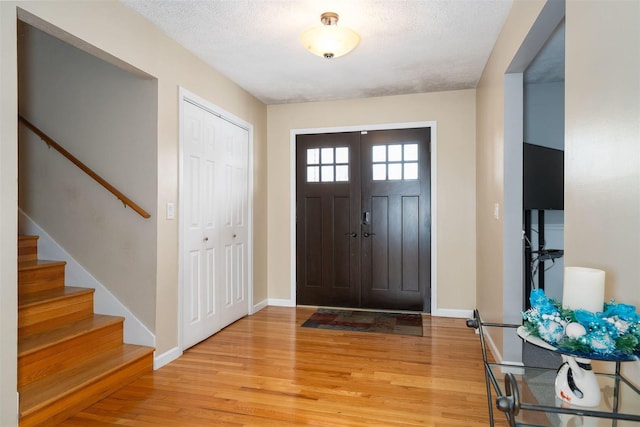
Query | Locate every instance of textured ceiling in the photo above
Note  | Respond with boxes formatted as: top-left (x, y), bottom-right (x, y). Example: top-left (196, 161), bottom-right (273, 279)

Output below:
top-left (121, 0), bottom-right (517, 105)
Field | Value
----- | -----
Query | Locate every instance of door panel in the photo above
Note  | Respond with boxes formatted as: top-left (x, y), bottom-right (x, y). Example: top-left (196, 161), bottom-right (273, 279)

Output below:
top-left (303, 196), bottom-right (322, 288)
top-left (224, 244), bottom-right (233, 306)
top-left (333, 196), bottom-right (351, 288)
top-left (296, 128), bottom-right (430, 312)
top-left (187, 251), bottom-right (200, 323)
top-left (401, 196), bottom-right (420, 292)
top-left (370, 196), bottom-right (389, 291)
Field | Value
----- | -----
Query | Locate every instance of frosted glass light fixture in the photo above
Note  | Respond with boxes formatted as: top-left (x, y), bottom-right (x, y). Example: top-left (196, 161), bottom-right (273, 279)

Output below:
top-left (300, 12), bottom-right (360, 59)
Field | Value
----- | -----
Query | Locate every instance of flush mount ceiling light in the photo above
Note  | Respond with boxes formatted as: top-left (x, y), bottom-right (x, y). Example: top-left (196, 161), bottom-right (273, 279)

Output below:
top-left (300, 12), bottom-right (360, 59)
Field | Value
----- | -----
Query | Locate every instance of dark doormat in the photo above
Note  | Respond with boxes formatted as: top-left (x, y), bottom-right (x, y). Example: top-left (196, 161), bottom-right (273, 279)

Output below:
top-left (301, 308), bottom-right (423, 336)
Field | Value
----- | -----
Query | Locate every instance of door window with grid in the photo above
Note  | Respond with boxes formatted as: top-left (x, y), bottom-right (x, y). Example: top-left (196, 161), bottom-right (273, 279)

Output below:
top-left (371, 143), bottom-right (418, 181)
top-left (306, 146), bottom-right (349, 182)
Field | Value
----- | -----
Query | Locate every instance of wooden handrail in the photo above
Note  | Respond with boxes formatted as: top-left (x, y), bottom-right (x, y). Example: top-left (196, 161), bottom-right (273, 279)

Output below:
top-left (18, 115), bottom-right (151, 219)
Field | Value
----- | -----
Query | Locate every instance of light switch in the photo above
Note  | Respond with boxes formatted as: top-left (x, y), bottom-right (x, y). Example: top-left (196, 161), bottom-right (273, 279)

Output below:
top-left (166, 202), bottom-right (175, 220)
top-left (493, 203), bottom-right (500, 220)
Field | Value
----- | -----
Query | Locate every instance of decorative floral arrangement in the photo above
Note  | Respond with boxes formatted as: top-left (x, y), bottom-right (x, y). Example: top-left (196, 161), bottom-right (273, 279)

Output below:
top-left (522, 289), bottom-right (640, 358)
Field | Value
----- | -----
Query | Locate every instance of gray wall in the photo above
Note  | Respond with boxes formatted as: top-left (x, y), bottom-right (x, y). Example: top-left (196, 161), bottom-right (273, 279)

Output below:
top-left (18, 23), bottom-right (158, 330)
top-left (524, 81), bottom-right (564, 150)
top-left (524, 81), bottom-right (564, 301)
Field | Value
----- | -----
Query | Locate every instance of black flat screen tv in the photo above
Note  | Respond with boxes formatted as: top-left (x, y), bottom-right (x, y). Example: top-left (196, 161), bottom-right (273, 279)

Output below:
top-left (523, 143), bottom-right (564, 210)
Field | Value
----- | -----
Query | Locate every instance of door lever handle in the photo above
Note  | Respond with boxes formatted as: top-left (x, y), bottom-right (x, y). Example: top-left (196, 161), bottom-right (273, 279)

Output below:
top-left (362, 232), bottom-right (376, 238)
top-left (344, 232), bottom-right (358, 238)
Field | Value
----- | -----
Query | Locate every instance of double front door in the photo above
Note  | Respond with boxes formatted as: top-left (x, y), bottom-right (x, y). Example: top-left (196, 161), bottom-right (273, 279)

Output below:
top-left (296, 128), bottom-right (431, 311)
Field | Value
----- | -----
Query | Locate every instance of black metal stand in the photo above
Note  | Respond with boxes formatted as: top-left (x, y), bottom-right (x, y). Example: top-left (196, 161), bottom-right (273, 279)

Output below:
top-left (524, 209), bottom-right (547, 310)
top-left (524, 210), bottom-right (564, 310)
top-left (524, 210), bottom-right (533, 310)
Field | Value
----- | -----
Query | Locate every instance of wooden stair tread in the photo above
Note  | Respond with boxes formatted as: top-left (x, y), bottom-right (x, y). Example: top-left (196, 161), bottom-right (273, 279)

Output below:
top-left (19, 314), bottom-right (123, 357)
top-left (18, 259), bottom-right (66, 271)
top-left (19, 344), bottom-right (154, 415)
top-left (18, 286), bottom-right (94, 308)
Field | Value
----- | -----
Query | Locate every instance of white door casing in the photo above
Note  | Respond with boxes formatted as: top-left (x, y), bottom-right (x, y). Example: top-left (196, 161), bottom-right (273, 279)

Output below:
top-left (180, 94), bottom-right (251, 350)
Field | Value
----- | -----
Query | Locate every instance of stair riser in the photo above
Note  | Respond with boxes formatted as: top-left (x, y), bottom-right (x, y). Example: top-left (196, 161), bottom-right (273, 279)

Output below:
top-left (19, 294), bottom-right (93, 336)
top-left (19, 321), bottom-right (124, 388)
top-left (18, 237), bottom-right (39, 263)
top-left (19, 352), bottom-right (153, 427)
top-left (19, 264), bottom-right (65, 296)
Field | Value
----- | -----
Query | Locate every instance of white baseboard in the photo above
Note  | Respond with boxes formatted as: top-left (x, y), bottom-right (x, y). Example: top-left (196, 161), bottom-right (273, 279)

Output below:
top-left (431, 308), bottom-right (473, 318)
top-left (252, 298), bottom-right (268, 313)
top-left (484, 328), bottom-right (503, 363)
top-left (153, 346), bottom-right (182, 370)
top-left (481, 327), bottom-right (524, 366)
top-left (18, 210), bottom-right (155, 348)
top-left (268, 298), bottom-right (295, 307)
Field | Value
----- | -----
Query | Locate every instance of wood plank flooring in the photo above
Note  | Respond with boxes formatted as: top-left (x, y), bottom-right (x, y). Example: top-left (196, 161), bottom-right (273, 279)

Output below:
top-left (60, 307), bottom-right (507, 426)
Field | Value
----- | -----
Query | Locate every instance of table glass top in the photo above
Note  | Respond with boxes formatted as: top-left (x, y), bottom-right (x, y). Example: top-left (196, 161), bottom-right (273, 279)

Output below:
top-left (488, 363), bottom-right (640, 426)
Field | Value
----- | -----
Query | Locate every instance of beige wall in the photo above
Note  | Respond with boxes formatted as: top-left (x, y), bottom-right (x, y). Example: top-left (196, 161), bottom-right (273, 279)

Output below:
top-left (476, 1), bottom-right (546, 330)
top-left (564, 0), bottom-right (639, 383)
top-left (565, 0), bottom-right (640, 308)
top-left (3, 1), bottom-right (268, 361)
top-left (267, 90), bottom-right (477, 312)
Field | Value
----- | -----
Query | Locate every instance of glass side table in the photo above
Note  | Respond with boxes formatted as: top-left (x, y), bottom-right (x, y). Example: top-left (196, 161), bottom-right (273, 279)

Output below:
top-left (467, 309), bottom-right (640, 426)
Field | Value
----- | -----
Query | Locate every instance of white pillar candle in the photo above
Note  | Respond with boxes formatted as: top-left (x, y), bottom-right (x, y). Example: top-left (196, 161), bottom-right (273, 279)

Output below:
top-left (562, 267), bottom-right (605, 313)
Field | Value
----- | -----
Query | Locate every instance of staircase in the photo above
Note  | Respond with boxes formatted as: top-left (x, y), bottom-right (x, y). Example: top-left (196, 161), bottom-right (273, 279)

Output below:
top-left (17, 235), bottom-right (154, 426)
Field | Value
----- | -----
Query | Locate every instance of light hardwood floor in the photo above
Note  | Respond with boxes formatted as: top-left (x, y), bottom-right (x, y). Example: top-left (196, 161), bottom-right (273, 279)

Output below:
top-left (60, 306), bottom-right (506, 426)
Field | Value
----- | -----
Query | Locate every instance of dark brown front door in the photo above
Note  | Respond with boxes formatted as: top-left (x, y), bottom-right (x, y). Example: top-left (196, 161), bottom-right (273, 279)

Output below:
top-left (296, 132), bottom-right (362, 307)
top-left (296, 128), bottom-right (431, 311)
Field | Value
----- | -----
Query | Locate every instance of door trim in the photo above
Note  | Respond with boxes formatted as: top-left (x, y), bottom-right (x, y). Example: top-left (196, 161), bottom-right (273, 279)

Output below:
top-left (290, 121), bottom-right (438, 314)
top-left (178, 87), bottom-right (254, 351)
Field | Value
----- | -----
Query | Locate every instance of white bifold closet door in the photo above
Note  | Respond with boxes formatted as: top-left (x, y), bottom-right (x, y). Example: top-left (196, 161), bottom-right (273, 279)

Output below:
top-left (181, 99), bottom-right (249, 350)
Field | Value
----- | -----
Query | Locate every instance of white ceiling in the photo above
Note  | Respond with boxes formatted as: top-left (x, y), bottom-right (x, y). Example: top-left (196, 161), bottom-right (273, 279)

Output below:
top-left (121, 0), bottom-right (517, 105)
